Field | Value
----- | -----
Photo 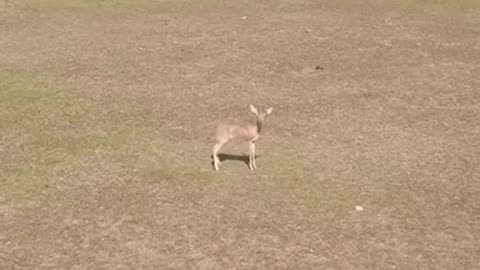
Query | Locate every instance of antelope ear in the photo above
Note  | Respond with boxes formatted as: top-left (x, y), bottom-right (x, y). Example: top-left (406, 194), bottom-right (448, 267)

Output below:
top-left (249, 104), bottom-right (258, 115)
top-left (265, 107), bottom-right (273, 115)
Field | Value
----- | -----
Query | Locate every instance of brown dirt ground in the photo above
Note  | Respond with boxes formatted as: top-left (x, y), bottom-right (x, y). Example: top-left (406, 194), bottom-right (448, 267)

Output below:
top-left (1, 0), bottom-right (479, 269)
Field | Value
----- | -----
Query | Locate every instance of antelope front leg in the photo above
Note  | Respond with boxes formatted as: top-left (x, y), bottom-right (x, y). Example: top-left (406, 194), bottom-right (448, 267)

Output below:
top-left (248, 142), bottom-right (255, 170)
top-left (212, 143), bottom-right (223, 171)
top-left (251, 142), bottom-right (257, 169)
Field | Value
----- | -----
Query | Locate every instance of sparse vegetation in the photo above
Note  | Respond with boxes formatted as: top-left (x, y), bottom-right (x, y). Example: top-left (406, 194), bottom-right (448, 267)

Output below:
top-left (1, 0), bottom-right (479, 269)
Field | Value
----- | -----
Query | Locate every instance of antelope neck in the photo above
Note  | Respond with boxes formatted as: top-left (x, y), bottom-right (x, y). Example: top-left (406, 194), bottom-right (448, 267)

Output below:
top-left (256, 118), bottom-right (263, 133)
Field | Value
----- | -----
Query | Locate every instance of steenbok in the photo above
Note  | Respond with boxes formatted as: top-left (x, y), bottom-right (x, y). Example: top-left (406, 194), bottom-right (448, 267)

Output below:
top-left (212, 104), bottom-right (273, 171)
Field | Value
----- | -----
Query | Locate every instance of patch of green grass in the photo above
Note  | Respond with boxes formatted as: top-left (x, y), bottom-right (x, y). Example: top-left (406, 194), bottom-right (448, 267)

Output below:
top-left (12, 0), bottom-right (254, 14)
top-left (0, 70), bottom-right (106, 197)
top-left (13, 0), bottom-right (175, 13)
top-left (0, 70), bottom-right (175, 198)
top-left (14, 0), bottom-right (130, 11)
top-left (0, 72), bottom-right (59, 127)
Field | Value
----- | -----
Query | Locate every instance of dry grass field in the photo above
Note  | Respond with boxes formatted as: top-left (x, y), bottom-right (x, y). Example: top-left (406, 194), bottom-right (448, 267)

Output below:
top-left (1, 0), bottom-right (479, 269)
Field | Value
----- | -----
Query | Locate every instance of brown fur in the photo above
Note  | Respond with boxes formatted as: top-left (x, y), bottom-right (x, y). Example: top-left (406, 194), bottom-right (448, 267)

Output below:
top-left (212, 104), bottom-right (273, 171)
